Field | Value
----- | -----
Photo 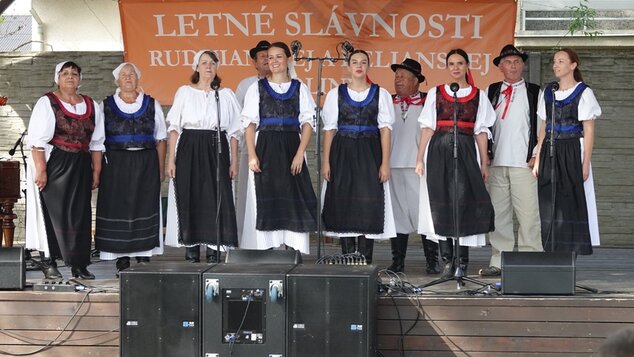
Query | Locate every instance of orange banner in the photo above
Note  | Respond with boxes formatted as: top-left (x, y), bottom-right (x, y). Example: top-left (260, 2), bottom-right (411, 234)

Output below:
top-left (120, 0), bottom-right (517, 105)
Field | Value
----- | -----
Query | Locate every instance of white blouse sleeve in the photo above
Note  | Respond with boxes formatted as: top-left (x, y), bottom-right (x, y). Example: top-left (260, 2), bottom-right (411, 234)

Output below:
top-left (153, 98), bottom-right (168, 141)
top-left (240, 81), bottom-right (260, 128)
top-left (321, 87), bottom-right (340, 131)
top-left (578, 87), bottom-right (602, 121)
top-left (165, 86), bottom-right (187, 133)
top-left (298, 82), bottom-right (317, 131)
top-left (537, 90), bottom-right (547, 121)
top-left (474, 89), bottom-right (496, 138)
top-left (26, 96), bottom-right (56, 149)
top-left (222, 88), bottom-right (243, 141)
top-left (377, 87), bottom-right (395, 130)
top-left (90, 99), bottom-right (106, 152)
top-left (418, 87), bottom-right (438, 130)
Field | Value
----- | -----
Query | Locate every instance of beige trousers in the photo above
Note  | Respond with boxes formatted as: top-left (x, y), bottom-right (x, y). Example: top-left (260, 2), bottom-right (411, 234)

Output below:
top-left (487, 166), bottom-right (542, 268)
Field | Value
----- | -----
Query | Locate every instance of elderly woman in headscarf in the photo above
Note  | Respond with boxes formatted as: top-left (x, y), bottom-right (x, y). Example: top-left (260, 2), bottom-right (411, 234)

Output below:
top-left (165, 50), bottom-right (242, 263)
top-left (25, 61), bottom-right (105, 280)
top-left (94, 62), bottom-right (167, 276)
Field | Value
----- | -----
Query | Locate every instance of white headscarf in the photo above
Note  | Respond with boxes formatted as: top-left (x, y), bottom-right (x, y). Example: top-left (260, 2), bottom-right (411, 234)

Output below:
top-left (192, 50), bottom-right (220, 71)
top-left (54, 61), bottom-right (82, 84)
top-left (112, 62), bottom-right (141, 80)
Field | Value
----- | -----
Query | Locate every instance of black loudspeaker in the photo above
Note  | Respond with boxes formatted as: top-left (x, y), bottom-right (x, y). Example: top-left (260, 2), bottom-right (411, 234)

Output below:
top-left (502, 251), bottom-right (575, 295)
top-left (120, 262), bottom-right (214, 357)
top-left (0, 247), bottom-right (25, 290)
top-left (202, 263), bottom-right (296, 356)
top-left (225, 248), bottom-right (302, 264)
top-left (286, 265), bottom-right (378, 357)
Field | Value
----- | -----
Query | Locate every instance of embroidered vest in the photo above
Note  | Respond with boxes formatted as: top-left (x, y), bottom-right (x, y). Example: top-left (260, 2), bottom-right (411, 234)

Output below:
top-left (435, 85), bottom-right (479, 136)
top-left (46, 92), bottom-right (95, 153)
top-left (103, 94), bottom-right (156, 150)
top-left (337, 83), bottom-right (380, 138)
top-left (544, 82), bottom-right (587, 140)
top-left (258, 79), bottom-right (301, 132)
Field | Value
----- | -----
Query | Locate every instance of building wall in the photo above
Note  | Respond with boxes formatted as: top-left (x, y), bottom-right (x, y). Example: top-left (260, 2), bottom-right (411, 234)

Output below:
top-left (1, 49), bottom-right (633, 246)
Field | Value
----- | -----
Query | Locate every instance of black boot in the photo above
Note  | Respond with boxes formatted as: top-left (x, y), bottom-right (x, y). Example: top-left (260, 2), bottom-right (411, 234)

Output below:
top-left (185, 246), bottom-right (200, 263)
top-left (357, 236), bottom-right (374, 265)
top-left (422, 236), bottom-right (440, 274)
top-left (40, 253), bottom-right (62, 280)
top-left (115, 257), bottom-right (131, 277)
top-left (135, 256), bottom-right (150, 264)
top-left (71, 266), bottom-right (95, 280)
top-left (206, 247), bottom-right (220, 263)
top-left (387, 234), bottom-right (408, 272)
top-left (438, 239), bottom-right (454, 279)
top-left (340, 237), bottom-right (357, 254)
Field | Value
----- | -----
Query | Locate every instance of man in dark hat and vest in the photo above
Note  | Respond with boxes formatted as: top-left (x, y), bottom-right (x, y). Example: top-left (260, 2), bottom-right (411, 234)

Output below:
top-left (480, 44), bottom-right (543, 276)
top-left (235, 40), bottom-right (271, 245)
top-left (388, 58), bottom-right (440, 274)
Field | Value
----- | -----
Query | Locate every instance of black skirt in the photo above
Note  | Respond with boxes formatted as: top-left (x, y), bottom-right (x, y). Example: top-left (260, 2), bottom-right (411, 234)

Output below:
top-left (538, 138), bottom-right (592, 255)
top-left (322, 134), bottom-right (384, 234)
top-left (39, 148), bottom-right (93, 267)
top-left (426, 132), bottom-right (494, 237)
top-left (174, 129), bottom-right (238, 246)
top-left (95, 149), bottom-right (161, 253)
top-left (254, 130), bottom-right (317, 232)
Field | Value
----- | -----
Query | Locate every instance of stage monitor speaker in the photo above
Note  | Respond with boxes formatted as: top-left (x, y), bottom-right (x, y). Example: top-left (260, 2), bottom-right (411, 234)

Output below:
top-left (286, 265), bottom-right (378, 357)
top-left (225, 248), bottom-right (302, 264)
top-left (120, 262), bottom-right (214, 357)
top-left (501, 251), bottom-right (575, 295)
top-left (0, 246), bottom-right (25, 290)
top-left (202, 263), bottom-right (296, 357)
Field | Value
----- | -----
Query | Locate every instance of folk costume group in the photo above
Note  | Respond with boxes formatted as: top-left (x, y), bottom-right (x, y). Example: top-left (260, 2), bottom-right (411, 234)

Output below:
top-left (24, 41), bottom-right (601, 280)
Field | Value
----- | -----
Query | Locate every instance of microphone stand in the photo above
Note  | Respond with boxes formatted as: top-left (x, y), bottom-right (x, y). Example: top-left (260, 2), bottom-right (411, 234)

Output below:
top-left (422, 83), bottom-right (493, 291)
top-left (294, 47), bottom-right (347, 259)
top-left (214, 86), bottom-right (222, 263)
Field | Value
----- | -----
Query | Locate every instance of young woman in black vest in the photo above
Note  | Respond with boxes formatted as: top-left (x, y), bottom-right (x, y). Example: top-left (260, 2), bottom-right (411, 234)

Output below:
top-left (533, 48), bottom-right (601, 255)
top-left (240, 42), bottom-right (318, 254)
top-left (415, 49), bottom-right (496, 278)
top-left (95, 63), bottom-right (167, 276)
top-left (321, 49), bottom-right (397, 263)
top-left (165, 50), bottom-right (241, 263)
top-left (26, 61), bottom-right (105, 279)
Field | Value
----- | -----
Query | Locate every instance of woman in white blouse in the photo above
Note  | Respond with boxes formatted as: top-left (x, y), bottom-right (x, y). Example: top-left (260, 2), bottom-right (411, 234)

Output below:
top-left (321, 49), bottom-right (397, 263)
top-left (165, 50), bottom-right (242, 263)
top-left (533, 48), bottom-right (601, 256)
top-left (25, 61), bottom-right (105, 280)
top-left (95, 63), bottom-right (167, 276)
top-left (415, 48), bottom-right (496, 278)
top-left (240, 42), bottom-right (318, 254)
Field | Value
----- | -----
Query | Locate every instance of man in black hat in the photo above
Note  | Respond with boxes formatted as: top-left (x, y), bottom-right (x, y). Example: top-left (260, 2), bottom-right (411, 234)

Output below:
top-left (235, 40), bottom-right (271, 105)
top-left (387, 58), bottom-right (440, 274)
top-left (235, 40), bottom-right (271, 244)
top-left (480, 44), bottom-right (543, 276)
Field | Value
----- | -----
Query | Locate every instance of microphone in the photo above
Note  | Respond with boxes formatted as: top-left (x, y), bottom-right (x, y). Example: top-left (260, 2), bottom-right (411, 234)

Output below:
top-left (551, 81), bottom-right (559, 92)
top-left (449, 82), bottom-right (460, 93)
top-left (341, 41), bottom-right (354, 60)
top-left (211, 81), bottom-right (220, 100)
top-left (8, 130), bottom-right (26, 156)
top-left (290, 40), bottom-right (302, 61)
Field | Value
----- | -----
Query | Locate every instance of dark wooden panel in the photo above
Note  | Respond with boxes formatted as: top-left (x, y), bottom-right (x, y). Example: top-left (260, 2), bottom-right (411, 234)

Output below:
top-left (0, 331), bottom-right (118, 346)
top-left (0, 346), bottom-right (118, 357)
top-left (0, 301), bottom-right (118, 316)
top-left (0, 316), bottom-right (119, 330)
top-left (377, 320), bottom-right (632, 338)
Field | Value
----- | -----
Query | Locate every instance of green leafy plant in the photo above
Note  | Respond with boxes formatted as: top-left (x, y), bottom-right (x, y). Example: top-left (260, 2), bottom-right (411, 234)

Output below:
top-left (568, 0), bottom-right (603, 38)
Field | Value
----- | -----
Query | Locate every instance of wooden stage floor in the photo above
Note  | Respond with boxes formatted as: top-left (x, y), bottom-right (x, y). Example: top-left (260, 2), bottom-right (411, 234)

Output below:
top-left (1, 242), bottom-right (634, 356)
